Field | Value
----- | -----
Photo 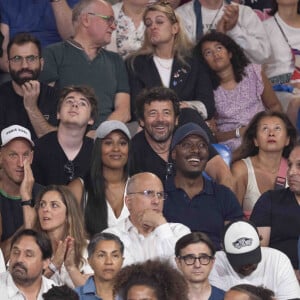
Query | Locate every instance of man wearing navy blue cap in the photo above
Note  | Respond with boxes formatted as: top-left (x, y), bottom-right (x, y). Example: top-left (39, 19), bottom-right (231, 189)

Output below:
top-left (163, 122), bottom-right (243, 250)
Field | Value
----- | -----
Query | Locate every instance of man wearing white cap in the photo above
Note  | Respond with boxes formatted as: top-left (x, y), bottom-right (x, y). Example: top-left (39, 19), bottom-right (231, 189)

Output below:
top-left (0, 124), bottom-right (42, 261)
top-left (209, 220), bottom-right (300, 300)
top-left (32, 85), bottom-right (97, 185)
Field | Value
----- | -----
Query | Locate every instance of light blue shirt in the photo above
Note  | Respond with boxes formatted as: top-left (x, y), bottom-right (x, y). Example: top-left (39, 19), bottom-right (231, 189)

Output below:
top-left (75, 277), bottom-right (102, 300)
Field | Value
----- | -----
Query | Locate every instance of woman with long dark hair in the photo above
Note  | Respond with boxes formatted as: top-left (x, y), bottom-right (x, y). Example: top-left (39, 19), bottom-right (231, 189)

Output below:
top-left (69, 120), bottom-right (131, 237)
top-left (231, 111), bottom-right (296, 218)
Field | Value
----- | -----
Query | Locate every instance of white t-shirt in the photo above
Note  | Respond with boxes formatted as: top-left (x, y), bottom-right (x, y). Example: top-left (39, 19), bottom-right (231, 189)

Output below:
top-left (264, 13), bottom-right (300, 79)
top-left (209, 247), bottom-right (300, 300)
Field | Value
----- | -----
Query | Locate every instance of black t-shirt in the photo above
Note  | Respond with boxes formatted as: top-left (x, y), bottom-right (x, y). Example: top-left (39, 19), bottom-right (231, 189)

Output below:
top-left (130, 131), bottom-right (217, 183)
top-left (0, 81), bottom-right (59, 141)
top-left (32, 131), bottom-right (94, 185)
top-left (0, 183), bottom-right (42, 242)
top-left (250, 188), bottom-right (300, 269)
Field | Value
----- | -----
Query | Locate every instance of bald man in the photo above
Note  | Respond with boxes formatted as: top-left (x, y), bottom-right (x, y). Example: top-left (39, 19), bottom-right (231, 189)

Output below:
top-left (103, 172), bottom-right (190, 266)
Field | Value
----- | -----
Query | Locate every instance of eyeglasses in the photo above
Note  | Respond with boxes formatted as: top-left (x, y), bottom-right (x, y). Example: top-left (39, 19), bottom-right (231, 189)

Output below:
top-left (178, 254), bottom-right (214, 265)
top-left (179, 141), bottom-right (208, 151)
top-left (64, 161), bottom-right (75, 182)
top-left (127, 190), bottom-right (167, 201)
top-left (87, 12), bottom-right (116, 26)
top-left (9, 55), bottom-right (40, 65)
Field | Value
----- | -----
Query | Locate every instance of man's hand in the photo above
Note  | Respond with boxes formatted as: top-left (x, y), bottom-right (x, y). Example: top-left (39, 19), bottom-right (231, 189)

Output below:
top-left (139, 209), bottom-right (166, 231)
top-left (22, 80), bottom-right (40, 111)
top-left (217, 3), bottom-right (239, 32)
top-left (20, 158), bottom-right (34, 201)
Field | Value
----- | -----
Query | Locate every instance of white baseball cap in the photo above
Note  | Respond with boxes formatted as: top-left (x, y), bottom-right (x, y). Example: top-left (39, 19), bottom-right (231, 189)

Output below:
top-left (1, 125), bottom-right (34, 147)
top-left (224, 220), bottom-right (261, 269)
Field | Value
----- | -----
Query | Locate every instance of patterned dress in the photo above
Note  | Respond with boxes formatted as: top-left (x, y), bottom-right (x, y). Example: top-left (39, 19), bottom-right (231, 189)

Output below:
top-left (214, 64), bottom-right (265, 151)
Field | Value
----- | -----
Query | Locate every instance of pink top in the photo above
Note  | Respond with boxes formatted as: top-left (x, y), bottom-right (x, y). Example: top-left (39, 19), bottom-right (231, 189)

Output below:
top-left (214, 64), bottom-right (265, 151)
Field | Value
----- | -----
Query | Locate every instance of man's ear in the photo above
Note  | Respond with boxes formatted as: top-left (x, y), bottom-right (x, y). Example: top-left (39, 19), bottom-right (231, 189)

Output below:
top-left (88, 118), bottom-right (94, 126)
top-left (43, 258), bottom-right (50, 272)
top-left (40, 58), bottom-right (44, 71)
top-left (139, 119), bottom-right (145, 128)
top-left (175, 256), bottom-right (181, 270)
top-left (125, 195), bottom-right (131, 210)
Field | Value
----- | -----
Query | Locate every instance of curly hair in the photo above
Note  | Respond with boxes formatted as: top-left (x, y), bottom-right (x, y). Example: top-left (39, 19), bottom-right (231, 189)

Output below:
top-left (135, 86), bottom-right (180, 122)
top-left (235, 111), bottom-right (297, 160)
top-left (128, 1), bottom-right (193, 67)
top-left (43, 284), bottom-right (79, 300)
top-left (113, 259), bottom-right (188, 300)
top-left (269, 0), bottom-right (300, 15)
top-left (35, 185), bottom-right (88, 268)
top-left (227, 284), bottom-right (275, 300)
top-left (195, 31), bottom-right (250, 89)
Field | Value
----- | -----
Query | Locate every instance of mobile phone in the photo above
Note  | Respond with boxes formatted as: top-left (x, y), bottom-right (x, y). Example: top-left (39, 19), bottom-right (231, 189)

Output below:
top-left (224, 0), bottom-right (232, 3)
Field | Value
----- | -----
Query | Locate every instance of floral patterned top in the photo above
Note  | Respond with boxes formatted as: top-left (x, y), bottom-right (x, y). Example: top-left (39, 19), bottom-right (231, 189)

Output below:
top-left (115, 7), bottom-right (145, 59)
top-left (214, 63), bottom-right (265, 151)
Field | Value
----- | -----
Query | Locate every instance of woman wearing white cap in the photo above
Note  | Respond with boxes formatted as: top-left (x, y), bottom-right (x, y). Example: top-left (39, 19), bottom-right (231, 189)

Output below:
top-left (69, 120), bottom-right (131, 237)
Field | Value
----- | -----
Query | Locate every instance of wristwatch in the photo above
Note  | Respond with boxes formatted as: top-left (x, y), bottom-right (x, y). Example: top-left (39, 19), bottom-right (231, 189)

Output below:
top-left (21, 199), bottom-right (35, 207)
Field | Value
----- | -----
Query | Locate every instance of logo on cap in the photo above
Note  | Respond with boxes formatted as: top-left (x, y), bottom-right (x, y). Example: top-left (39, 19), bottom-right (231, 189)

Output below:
top-left (232, 237), bottom-right (253, 249)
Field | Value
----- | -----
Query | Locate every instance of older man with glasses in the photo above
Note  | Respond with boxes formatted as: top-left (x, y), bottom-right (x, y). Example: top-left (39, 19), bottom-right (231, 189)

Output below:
top-left (40, 0), bottom-right (131, 131)
top-left (103, 172), bottom-right (190, 266)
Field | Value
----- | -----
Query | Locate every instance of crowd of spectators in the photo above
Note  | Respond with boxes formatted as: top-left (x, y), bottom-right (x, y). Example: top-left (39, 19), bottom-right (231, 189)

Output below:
top-left (0, 0), bottom-right (300, 299)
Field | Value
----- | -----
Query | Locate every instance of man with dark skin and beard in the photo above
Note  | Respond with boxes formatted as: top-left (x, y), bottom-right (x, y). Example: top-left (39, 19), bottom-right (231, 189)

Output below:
top-left (163, 122), bottom-right (243, 250)
top-left (0, 32), bottom-right (58, 140)
top-left (0, 229), bottom-right (56, 300)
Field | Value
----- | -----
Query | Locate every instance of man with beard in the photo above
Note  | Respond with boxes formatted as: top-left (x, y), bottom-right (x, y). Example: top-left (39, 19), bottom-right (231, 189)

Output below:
top-left (0, 32), bottom-right (59, 141)
top-left (130, 86), bottom-right (235, 191)
top-left (0, 125), bottom-right (41, 262)
top-left (163, 122), bottom-right (243, 250)
top-left (0, 229), bottom-right (56, 299)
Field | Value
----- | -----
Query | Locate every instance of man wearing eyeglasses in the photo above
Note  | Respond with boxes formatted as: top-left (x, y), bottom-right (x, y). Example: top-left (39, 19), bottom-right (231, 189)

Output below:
top-left (103, 172), bottom-right (190, 266)
top-left (0, 32), bottom-right (59, 141)
top-left (164, 122), bottom-right (243, 250)
top-left (40, 0), bottom-right (131, 130)
top-left (175, 232), bottom-right (225, 300)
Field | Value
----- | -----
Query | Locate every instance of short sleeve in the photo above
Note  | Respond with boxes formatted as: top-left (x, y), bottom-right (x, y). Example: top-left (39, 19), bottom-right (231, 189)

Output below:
top-left (250, 191), bottom-right (272, 226)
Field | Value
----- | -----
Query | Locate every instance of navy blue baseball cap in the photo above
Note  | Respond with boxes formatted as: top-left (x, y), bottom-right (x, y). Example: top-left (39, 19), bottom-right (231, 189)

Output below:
top-left (171, 122), bottom-right (209, 150)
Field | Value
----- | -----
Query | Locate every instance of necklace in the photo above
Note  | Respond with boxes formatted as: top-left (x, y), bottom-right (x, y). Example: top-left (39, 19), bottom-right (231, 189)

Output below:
top-left (153, 56), bottom-right (173, 70)
top-left (207, 2), bottom-right (223, 31)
